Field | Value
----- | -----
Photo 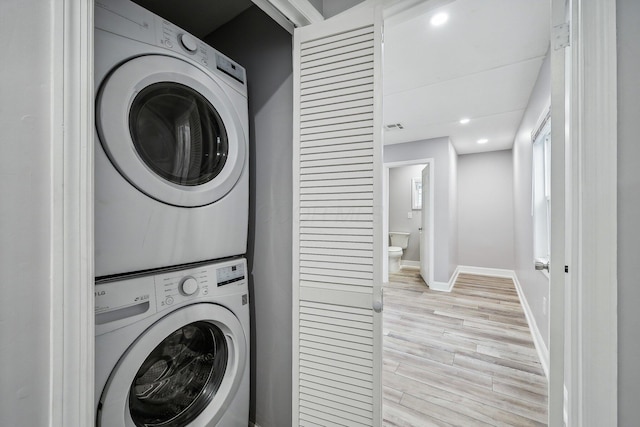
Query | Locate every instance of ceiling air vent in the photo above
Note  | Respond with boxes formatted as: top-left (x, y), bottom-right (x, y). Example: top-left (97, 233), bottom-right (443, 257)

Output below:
top-left (384, 123), bottom-right (404, 131)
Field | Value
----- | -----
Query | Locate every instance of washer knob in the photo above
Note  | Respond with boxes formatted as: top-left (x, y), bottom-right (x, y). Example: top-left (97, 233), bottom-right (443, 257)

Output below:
top-left (179, 33), bottom-right (198, 53)
top-left (180, 277), bottom-right (199, 296)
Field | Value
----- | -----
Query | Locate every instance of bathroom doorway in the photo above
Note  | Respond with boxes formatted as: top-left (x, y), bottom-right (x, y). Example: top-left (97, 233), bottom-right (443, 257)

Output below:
top-left (383, 158), bottom-right (434, 285)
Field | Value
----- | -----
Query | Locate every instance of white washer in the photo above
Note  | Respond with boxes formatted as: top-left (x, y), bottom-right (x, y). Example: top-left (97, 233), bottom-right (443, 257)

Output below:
top-left (94, 0), bottom-right (249, 277)
top-left (95, 258), bottom-right (250, 427)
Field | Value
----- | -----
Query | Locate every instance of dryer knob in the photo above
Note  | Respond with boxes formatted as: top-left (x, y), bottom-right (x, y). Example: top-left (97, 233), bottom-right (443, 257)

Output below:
top-left (179, 34), bottom-right (198, 53)
top-left (180, 277), bottom-right (199, 296)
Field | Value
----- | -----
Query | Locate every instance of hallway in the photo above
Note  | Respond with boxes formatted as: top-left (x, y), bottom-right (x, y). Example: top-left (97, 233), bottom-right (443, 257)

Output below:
top-left (383, 269), bottom-right (548, 426)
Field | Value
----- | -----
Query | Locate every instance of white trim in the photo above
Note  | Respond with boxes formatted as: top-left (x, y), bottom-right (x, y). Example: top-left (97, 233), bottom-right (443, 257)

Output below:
top-left (570, 0), bottom-right (618, 424)
top-left (401, 260), bottom-right (420, 268)
top-left (249, 422), bottom-right (263, 427)
top-left (250, 0), bottom-right (295, 33)
top-left (428, 280), bottom-right (454, 293)
top-left (252, 0), bottom-right (324, 30)
top-left (512, 272), bottom-right (550, 379)
top-left (564, 385), bottom-right (569, 426)
top-left (428, 264), bottom-right (457, 293)
top-left (549, 0), bottom-right (568, 422)
top-left (454, 265), bottom-right (514, 278)
top-left (51, 0), bottom-right (95, 425)
top-left (291, 23), bottom-right (302, 427)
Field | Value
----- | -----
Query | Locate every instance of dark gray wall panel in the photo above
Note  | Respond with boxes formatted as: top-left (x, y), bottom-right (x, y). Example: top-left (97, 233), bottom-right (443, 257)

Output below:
top-left (206, 8), bottom-right (293, 427)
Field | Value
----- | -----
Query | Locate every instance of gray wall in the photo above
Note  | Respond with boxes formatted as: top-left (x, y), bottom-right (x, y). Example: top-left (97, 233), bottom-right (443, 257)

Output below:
top-left (0, 1), bottom-right (55, 425)
top-left (512, 54), bottom-right (550, 348)
top-left (617, 0), bottom-right (640, 423)
top-left (457, 150), bottom-right (515, 269)
top-left (321, 0), bottom-right (365, 18)
top-left (206, 8), bottom-right (293, 427)
top-left (384, 137), bottom-right (457, 283)
top-left (389, 164), bottom-right (425, 261)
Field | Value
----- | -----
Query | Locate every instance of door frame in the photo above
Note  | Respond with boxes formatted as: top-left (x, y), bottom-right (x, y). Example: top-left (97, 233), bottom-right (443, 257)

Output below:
top-left (561, 0), bottom-right (618, 424)
top-left (56, 0), bottom-right (618, 425)
top-left (383, 158), bottom-right (435, 286)
top-left (52, 0), bottom-right (95, 426)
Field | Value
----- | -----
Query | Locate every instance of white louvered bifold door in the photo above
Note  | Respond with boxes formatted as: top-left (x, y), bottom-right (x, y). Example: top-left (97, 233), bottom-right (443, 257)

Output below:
top-left (292, 4), bottom-right (383, 427)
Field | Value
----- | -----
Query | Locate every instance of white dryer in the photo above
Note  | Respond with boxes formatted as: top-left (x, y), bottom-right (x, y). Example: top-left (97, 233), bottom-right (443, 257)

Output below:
top-left (95, 258), bottom-right (250, 427)
top-left (94, 0), bottom-right (249, 277)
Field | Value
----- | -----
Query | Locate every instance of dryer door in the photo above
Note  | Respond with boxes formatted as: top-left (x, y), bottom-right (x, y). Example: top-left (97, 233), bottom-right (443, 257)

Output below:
top-left (98, 304), bottom-right (247, 427)
top-left (97, 55), bottom-right (246, 207)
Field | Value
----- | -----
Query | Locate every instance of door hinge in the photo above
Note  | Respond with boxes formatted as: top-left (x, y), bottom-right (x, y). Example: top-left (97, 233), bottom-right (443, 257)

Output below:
top-left (553, 22), bottom-right (570, 50)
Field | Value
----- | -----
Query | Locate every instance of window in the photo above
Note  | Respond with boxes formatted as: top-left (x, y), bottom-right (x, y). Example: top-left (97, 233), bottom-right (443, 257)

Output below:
top-left (532, 111), bottom-right (551, 268)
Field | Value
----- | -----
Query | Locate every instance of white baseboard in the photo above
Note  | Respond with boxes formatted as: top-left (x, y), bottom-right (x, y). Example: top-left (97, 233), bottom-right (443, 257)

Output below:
top-left (455, 265), bottom-right (515, 278)
top-left (427, 266), bottom-right (460, 292)
top-left (249, 422), bottom-right (261, 427)
top-left (428, 265), bottom-right (550, 380)
top-left (511, 272), bottom-right (550, 379)
top-left (402, 260), bottom-right (420, 268)
top-left (428, 280), bottom-right (453, 292)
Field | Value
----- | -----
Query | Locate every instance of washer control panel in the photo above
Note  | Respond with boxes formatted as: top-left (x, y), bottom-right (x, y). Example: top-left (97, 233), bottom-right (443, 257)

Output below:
top-left (95, 258), bottom-right (248, 332)
top-left (154, 259), bottom-right (247, 312)
top-left (217, 263), bottom-right (246, 286)
top-left (155, 268), bottom-right (209, 309)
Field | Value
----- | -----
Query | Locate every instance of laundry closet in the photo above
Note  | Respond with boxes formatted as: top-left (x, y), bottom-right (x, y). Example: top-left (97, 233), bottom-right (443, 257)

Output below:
top-left (92, 0), bottom-right (300, 425)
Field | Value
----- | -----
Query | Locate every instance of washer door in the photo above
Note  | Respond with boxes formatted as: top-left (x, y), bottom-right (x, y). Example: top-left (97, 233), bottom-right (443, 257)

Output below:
top-left (97, 55), bottom-right (246, 207)
top-left (98, 304), bottom-right (247, 427)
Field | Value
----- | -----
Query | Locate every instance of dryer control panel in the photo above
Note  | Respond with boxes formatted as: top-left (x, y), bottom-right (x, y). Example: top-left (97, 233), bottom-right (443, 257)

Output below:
top-left (95, 0), bottom-right (247, 95)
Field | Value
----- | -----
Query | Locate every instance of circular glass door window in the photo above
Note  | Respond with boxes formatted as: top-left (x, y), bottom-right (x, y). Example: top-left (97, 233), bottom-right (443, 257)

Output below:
top-left (129, 82), bottom-right (229, 187)
top-left (128, 321), bottom-right (228, 427)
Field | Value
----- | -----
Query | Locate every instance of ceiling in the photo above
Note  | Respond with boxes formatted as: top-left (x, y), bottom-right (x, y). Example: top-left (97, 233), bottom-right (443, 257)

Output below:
top-left (383, 0), bottom-right (550, 154)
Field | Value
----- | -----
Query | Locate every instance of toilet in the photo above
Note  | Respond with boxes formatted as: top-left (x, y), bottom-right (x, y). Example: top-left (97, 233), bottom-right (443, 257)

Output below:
top-left (388, 232), bottom-right (410, 273)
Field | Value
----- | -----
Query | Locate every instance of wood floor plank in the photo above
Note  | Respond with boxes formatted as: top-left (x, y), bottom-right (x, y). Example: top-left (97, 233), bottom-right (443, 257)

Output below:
top-left (384, 347), bottom-right (493, 389)
top-left (383, 268), bottom-right (548, 426)
top-left (385, 371), bottom-right (545, 427)
top-left (384, 398), bottom-right (450, 427)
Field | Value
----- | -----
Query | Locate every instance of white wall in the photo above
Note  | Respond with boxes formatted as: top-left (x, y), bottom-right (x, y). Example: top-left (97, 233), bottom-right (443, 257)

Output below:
top-left (457, 150), bottom-right (515, 269)
top-left (388, 165), bottom-right (424, 261)
top-left (384, 137), bottom-right (457, 284)
top-left (448, 143), bottom-right (458, 277)
top-left (617, 0), bottom-right (640, 422)
top-left (0, 1), bottom-right (56, 425)
top-left (512, 54), bottom-right (550, 348)
top-left (206, 8), bottom-right (293, 427)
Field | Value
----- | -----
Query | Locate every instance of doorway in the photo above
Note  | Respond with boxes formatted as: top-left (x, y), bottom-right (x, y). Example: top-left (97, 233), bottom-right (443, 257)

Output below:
top-left (383, 159), bottom-right (434, 285)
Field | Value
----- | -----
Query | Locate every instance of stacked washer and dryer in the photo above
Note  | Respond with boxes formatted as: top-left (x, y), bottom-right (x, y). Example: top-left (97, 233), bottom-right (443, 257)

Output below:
top-left (93, 0), bottom-right (250, 425)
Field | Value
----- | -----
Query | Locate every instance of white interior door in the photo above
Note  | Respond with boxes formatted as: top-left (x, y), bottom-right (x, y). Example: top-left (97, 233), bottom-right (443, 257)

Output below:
top-left (549, 0), bottom-right (569, 424)
top-left (292, 4), bottom-right (383, 426)
top-left (419, 164), bottom-right (429, 284)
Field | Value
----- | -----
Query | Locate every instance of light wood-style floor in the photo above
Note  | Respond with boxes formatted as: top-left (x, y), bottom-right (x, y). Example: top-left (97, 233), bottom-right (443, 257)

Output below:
top-left (383, 267), bottom-right (548, 426)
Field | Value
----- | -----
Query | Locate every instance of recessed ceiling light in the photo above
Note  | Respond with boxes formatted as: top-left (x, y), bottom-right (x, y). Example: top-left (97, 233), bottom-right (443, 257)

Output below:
top-left (477, 138), bottom-right (489, 144)
top-left (430, 12), bottom-right (449, 27)
top-left (459, 118), bottom-right (470, 124)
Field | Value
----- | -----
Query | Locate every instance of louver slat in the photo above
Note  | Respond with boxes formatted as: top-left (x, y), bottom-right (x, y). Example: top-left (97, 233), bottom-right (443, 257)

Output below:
top-left (294, 9), bottom-right (381, 426)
